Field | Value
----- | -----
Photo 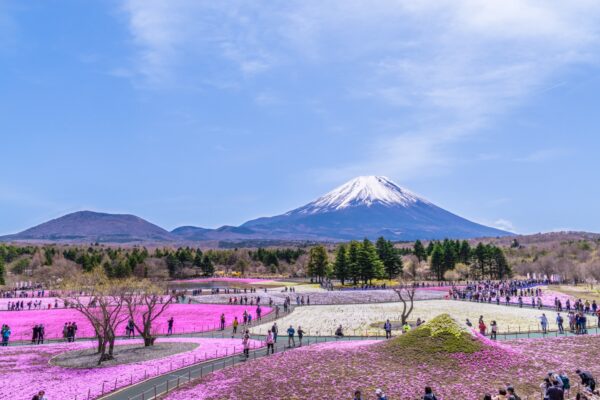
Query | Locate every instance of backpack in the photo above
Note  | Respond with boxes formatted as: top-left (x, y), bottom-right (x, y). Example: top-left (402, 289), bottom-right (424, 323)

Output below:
top-left (560, 375), bottom-right (570, 390)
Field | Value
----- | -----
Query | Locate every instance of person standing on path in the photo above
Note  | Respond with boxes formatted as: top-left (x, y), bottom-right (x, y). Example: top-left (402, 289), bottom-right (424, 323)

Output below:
top-left (287, 325), bottom-right (296, 347)
top-left (242, 330), bottom-right (250, 359)
top-left (540, 314), bottom-right (549, 334)
top-left (37, 324), bottom-right (44, 344)
top-left (272, 323), bottom-right (278, 343)
top-left (556, 313), bottom-right (564, 334)
top-left (490, 321), bottom-right (498, 340)
top-left (297, 326), bottom-right (305, 346)
top-left (384, 319), bottom-right (392, 339)
top-left (266, 329), bottom-right (274, 355)
top-left (1, 324), bottom-right (10, 346)
top-left (232, 317), bottom-right (239, 335)
top-left (220, 313), bottom-right (226, 330)
top-left (32, 325), bottom-right (39, 344)
top-left (256, 305), bottom-right (262, 321)
top-left (167, 317), bottom-right (174, 335)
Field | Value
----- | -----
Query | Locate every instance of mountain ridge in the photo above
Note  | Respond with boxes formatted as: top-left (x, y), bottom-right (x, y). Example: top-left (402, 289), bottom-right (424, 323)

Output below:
top-left (2, 176), bottom-right (512, 243)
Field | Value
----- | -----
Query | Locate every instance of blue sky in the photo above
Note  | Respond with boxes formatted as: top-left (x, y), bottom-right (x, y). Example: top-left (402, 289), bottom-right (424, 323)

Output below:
top-left (2, 1), bottom-right (600, 235)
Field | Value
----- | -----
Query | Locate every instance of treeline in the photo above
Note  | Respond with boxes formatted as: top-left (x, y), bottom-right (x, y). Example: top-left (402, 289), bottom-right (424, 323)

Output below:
top-left (308, 237), bottom-right (403, 284)
top-left (413, 239), bottom-right (510, 280)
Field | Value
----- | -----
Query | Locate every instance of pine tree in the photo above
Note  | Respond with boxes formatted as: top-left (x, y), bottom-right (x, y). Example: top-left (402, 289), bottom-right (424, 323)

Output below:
top-left (333, 244), bottom-right (349, 285)
top-left (201, 255), bottom-right (215, 277)
top-left (430, 244), bottom-right (444, 281)
top-left (473, 243), bottom-right (488, 279)
top-left (426, 241), bottom-right (435, 256)
top-left (376, 237), bottom-right (402, 280)
top-left (413, 240), bottom-right (427, 262)
top-left (442, 240), bottom-right (457, 276)
top-left (458, 240), bottom-right (471, 264)
top-left (357, 239), bottom-right (384, 284)
top-left (347, 241), bottom-right (361, 285)
top-left (307, 245), bottom-right (329, 283)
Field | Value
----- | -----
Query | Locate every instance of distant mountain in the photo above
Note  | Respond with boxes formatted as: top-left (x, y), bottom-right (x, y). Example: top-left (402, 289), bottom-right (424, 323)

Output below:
top-left (3, 176), bottom-right (512, 244)
top-left (240, 176), bottom-right (511, 241)
top-left (2, 211), bottom-right (174, 243)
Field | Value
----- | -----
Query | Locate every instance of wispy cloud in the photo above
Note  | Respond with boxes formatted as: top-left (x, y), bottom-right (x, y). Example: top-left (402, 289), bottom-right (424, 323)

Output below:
top-left (515, 148), bottom-right (569, 163)
top-left (492, 219), bottom-right (517, 233)
top-left (119, 1), bottom-right (600, 180)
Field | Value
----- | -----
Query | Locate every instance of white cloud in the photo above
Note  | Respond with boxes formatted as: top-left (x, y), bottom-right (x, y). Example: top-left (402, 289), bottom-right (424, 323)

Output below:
top-left (119, 1), bottom-right (600, 179)
top-left (515, 148), bottom-right (569, 163)
top-left (493, 219), bottom-right (517, 233)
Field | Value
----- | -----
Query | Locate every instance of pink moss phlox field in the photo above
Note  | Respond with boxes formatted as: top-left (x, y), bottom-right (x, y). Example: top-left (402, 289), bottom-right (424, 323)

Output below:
top-left (163, 335), bottom-right (600, 400)
top-left (0, 337), bottom-right (263, 400)
top-left (0, 304), bottom-right (271, 341)
top-left (172, 277), bottom-right (271, 284)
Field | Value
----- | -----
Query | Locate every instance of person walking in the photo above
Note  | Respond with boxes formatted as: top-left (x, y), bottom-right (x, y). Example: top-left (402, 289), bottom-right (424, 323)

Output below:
top-left (232, 317), bottom-right (239, 335)
top-left (272, 323), bottom-right (278, 343)
top-left (556, 313), bottom-right (564, 334)
top-left (220, 313), bottom-right (226, 331)
top-left (167, 317), bottom-right (174, 336)
top-left (242, 330), bottom-right (250, 359)
top-left (287, 325), bottom-right (296, 347)
top-left (266, 329), bottom-right (274, 355)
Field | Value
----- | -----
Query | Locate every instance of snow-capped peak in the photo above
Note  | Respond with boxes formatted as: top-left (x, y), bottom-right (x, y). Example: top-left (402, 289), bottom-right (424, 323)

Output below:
top-left (291, 176), bottom-right (428, 215)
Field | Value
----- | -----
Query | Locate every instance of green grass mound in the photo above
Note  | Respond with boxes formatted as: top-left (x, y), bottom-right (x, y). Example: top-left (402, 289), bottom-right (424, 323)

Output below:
top-left (383, 314), bottom-right (483, 356)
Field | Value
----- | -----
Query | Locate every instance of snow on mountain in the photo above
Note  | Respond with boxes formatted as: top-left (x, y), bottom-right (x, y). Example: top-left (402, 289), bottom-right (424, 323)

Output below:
top-left (289, 176), bottom-right (428, 215)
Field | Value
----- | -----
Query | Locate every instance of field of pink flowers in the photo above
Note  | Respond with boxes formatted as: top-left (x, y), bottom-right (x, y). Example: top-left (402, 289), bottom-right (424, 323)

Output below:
top-left (0, 304), bottom-right (271, 341)
top-left (163, 334), bottom-right (600, 400)
top-left (172, 277), bottom-right (272, 284)
top-left (0, 337), bottom-right (263, 400)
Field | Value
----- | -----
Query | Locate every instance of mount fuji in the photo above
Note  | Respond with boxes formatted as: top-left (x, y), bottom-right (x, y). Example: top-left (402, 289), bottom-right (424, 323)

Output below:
top-left (3, 176), bottom-right (511, 244)
top-left (235, 176), bottom-right (510, 241)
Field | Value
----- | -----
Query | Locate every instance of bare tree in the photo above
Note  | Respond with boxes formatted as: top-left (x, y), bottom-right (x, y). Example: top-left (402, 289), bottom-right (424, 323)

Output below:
top-left (394, 284), bottom-right (416, 325)
top-left (61, 268), bottom-right (130, 365)
top-left (124, 281), bottom-right (174, 346)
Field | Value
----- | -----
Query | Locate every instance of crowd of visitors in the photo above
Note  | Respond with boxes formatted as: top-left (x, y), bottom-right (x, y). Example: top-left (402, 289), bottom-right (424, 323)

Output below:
top-left (350, 371), bottom-right (598, 400)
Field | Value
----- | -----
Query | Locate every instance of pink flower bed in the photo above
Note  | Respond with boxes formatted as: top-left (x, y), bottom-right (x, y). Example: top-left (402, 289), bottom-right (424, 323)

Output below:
top-left (0, 337), bottom-right (263, 400)
top-left (163, 333), bottom-right (600, 399)
top-left (0, 304), bottom-right (272, 341)
top-left (172, 278), bottom-right (271, 284)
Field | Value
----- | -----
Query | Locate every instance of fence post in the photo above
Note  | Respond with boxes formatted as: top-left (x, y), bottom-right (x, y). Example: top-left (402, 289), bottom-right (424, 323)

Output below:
top-left (101, 382), bottom-right (105, 395)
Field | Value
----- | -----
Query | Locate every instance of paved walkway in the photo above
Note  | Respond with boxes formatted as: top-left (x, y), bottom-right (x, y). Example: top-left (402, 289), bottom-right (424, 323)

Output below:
top-left (99, 335), bottom-right (377, 400)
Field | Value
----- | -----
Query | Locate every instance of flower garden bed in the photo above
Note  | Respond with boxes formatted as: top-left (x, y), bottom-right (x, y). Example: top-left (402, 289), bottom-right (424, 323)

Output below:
top-left (251, 300), bottom-right (563, 336)
top-left (163, 316), bottom-right (600, 400)
top-left (0, 337), bottom-right (263, 400)
top-left (194, 288), bottom-right (446, 305)
top-left (0, 304), bottom-right (272, 341)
